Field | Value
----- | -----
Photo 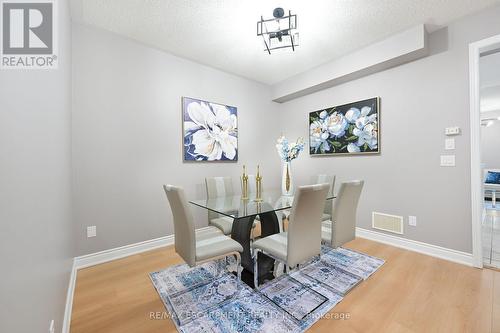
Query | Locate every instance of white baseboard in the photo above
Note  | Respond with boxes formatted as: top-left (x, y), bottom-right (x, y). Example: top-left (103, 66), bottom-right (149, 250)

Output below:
top-left (62, 261), bottom-right (77, 333)
top-left (74, 234), bottom-right (175, 270)
top-left (356, 227), bottom-right (474, 266)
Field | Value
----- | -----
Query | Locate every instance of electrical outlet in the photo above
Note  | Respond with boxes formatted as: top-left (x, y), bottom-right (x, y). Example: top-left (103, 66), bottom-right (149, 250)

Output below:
top-left (49, 320), bottom-right (55, 333)
top-left (87, 226), bottom-right (96, 238)
top-left (409, 216), bottom-right (417, 227)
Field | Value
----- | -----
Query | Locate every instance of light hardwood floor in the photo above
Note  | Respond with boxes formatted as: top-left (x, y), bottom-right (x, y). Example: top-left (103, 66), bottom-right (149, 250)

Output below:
top-left (71, 238), bottom-right (500, 333)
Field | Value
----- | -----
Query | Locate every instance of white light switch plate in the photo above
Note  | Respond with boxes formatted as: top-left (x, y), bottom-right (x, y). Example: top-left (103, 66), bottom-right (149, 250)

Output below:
top-left (445, 138), bottom-right (455, 150)
top-left (440, 155), bottom-right (456, 167)
top-left (87, 226), bottom-right (96, 238)
top-left (445, 127), bottom-right (461, 136)
top-left (409, 216), bottom-right (417, 226)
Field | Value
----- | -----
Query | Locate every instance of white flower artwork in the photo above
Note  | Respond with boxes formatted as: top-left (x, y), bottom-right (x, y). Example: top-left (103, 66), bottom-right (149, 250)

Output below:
top-left (309, 97), bottom-right (380, 155)
top-left (182, 97), bottom-right (238, 161)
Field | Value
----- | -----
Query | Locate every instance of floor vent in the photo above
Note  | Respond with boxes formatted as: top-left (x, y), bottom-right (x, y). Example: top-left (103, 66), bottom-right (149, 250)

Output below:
top-left (372, 212), bottom-right (404, 234)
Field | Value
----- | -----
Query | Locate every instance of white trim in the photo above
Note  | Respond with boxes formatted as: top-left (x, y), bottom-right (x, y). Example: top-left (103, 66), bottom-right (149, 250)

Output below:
top-left (356, 227), bottom-right (474, 267)
top-left (74, 235), bottom-right (175, 269)
top-left (469, 34), bottom-right (500, 268)
top-left (469, 38), bottom-right (482, 268)
top-left (62, 261), bottom-right (77, 333)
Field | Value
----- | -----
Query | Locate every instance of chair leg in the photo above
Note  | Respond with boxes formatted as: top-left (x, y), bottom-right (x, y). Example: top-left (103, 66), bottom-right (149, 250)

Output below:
top-left (234, 252), bottom-right (241, 281)
top-left (273, 261), bottom-right (284, 278)
top-left (253, 250), bottom-right (259, 289)
top-left (249, 239), bottom-right (254, 257)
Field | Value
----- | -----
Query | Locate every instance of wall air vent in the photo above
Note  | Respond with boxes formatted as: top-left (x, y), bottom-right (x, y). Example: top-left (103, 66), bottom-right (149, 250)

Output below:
top-left (372, 212), bottom-right (404, 234)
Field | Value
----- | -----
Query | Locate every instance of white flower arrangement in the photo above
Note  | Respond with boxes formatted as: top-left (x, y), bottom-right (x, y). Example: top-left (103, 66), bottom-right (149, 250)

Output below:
top-left (276, 136), bottom-right (305, 162)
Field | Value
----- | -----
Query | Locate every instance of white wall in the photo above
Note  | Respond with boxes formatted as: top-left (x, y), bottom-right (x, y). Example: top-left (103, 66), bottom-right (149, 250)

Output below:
top-left (274, 5), bottom-right (500, 253)
top-left (0, 1), bottom-right (73, 332)
top-left (72, 24), bottom-right (280, 255)
top-left (72, 4), bottom-right (500, 256)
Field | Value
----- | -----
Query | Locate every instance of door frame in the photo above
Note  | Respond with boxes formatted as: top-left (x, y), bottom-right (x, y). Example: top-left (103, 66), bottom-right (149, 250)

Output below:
top-left (469, 34), bottom-right (500, 268)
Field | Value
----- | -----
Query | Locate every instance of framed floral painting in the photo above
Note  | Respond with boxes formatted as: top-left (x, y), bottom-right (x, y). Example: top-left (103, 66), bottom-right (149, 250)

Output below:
top-left (309, 97), bottom-right (380, 155)
top-left (182, 97), bottom-right (238, 162)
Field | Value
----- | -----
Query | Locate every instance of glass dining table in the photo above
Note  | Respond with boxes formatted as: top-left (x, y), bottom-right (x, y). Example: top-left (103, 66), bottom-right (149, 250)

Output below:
top-left (190, 190), bottom-right (335, 285)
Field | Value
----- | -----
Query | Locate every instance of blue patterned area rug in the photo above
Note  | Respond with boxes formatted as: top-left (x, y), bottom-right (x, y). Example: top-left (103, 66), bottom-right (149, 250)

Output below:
top-left (150, 246), bottom-right (384, 332)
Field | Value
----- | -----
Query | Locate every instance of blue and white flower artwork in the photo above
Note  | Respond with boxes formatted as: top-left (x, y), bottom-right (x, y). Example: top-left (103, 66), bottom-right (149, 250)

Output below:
top-left (309, 97), bottom-right (380, 155)
top-left (182, 97), bottom-right (238, 162)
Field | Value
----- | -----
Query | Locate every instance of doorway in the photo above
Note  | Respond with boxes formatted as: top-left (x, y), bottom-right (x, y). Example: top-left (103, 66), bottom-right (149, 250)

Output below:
top-left (479, 48), bottom-right (500, 268)
top-left (469, 35), bottom-right (500, 268)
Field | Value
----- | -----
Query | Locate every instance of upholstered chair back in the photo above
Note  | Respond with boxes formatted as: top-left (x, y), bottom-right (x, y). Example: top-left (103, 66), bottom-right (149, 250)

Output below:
top-left (287, 183), bottom-right (330, 267)
top-left (331, 180), bottom-right (364, 248)
top-left (312, 174), bottom-right (336, 216)
top-left (205, 177), bottom-right (235, 220)
top-left (312, 174), bottom-right (336, 197)
top-left (163, 185), bottom-right (196, 267)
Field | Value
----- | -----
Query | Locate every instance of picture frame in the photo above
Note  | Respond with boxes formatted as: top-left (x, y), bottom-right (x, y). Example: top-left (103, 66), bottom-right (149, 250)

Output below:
top-left (182, 97), bottom-right (238, 162)
top-left (309, 97), bottom-right (380, 156)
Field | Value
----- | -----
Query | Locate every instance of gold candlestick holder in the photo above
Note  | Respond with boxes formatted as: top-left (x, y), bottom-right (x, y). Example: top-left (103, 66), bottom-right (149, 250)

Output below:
top-left (255, 165), bottom-right (263, 202)
top-left (256, 201), bottom-right (262, 214)
top-left (241, 165), bottom-right (249, 200)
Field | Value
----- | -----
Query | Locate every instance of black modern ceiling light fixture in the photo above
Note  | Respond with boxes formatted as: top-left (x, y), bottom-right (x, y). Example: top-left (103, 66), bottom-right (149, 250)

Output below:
top-left (257, 7), bottom-right (299, 54)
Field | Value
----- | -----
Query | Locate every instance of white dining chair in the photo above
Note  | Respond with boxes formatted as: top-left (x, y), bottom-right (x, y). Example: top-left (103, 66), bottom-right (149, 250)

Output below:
top-left (312, 174), bottom-right (336, 221)
top-left (252, 183), bottom-right (330, 288)
top-left (205, 177), bottom-right (235, 235)
top-left (163, 185), bottom-right (242, 279)
top-left (322, 180), bottom-right (364, 248)
top-left (281, 174), bottom-right (335, 225)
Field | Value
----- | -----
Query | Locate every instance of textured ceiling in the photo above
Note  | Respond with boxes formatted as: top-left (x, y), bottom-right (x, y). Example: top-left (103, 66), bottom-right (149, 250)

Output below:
top-left (71, 0), bottom-right (500, 85)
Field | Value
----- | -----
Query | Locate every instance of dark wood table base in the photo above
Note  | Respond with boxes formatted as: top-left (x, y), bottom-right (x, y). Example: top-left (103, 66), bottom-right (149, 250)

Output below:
top-left (230, 211), bottom-right (280, 287)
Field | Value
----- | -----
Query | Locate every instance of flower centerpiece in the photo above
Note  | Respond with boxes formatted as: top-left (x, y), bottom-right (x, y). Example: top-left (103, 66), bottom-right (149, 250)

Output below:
top-left (276, 136), bottom-right (304, 196)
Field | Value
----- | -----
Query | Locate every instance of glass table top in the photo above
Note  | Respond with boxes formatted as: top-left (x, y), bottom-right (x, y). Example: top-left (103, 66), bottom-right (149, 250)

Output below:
top-left (189, 190), bottom-right (335, 219)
